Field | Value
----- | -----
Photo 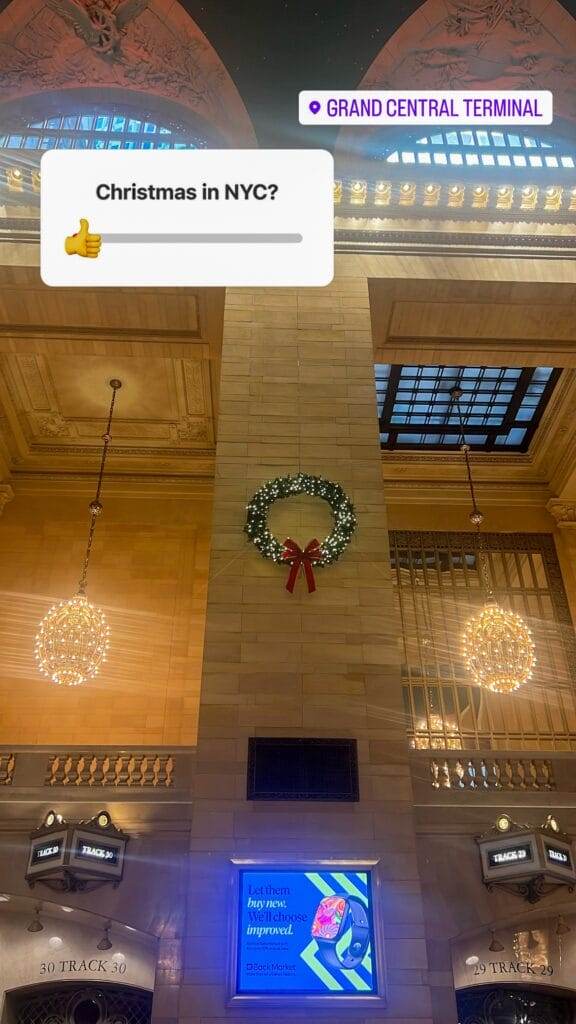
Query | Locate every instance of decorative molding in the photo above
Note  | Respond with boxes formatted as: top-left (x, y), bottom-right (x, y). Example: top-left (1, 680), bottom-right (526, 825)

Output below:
top-left (171, 415), bottom-right (208, 443)
top-left (0, 483), bottom-right (14, 515)
top-left (47, 0), bottom-right (149, 60)
top-left (0, 752), bottom-right (15, 785)
top-left (382, 451), bottom-right (530, 467)
top-left (335, 229), bottom-right (576, 256)
top-left (547, 499), bottom-right (576, 527)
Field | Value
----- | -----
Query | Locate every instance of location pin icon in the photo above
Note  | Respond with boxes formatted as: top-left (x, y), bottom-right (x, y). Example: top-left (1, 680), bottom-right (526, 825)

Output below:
top-left (309, 101), bottom-right (321, 115)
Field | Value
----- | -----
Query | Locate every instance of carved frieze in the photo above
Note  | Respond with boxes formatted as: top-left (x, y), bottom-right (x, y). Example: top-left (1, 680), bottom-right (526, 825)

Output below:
top-left (0, 0), bottom-right (255, 146)
top-left (338, 0), bottom-right (576, 158)
top-left (547, 499), bottom-right (576, 527)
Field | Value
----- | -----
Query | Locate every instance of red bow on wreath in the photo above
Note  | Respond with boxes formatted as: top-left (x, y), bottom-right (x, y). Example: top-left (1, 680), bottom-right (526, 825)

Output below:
top-left (282, 538), bottom-right (322, 594)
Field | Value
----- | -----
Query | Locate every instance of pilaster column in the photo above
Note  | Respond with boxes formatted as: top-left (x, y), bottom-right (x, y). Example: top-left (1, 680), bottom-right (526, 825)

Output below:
top-left (547, 499), bottom-right (576, 625)
top-left (0, 484), bottom-right (13, 516)
top-left (163, 276), bottom-right (456, 1024)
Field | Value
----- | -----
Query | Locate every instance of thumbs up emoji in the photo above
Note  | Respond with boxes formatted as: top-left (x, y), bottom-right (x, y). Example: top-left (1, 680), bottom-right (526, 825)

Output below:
top-left (65, 218), bottom-right (102, 258)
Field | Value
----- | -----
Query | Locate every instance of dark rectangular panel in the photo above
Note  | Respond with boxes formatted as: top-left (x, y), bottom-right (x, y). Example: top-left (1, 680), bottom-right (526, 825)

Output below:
top-left (247, 737), bottom-right (359, 801)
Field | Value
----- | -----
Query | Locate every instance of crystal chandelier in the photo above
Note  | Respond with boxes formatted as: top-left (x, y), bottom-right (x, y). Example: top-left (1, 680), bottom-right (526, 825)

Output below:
top-left (35, 380), bottom-right (122, 686)
top-left (451, 387), bottom-right (536, 694)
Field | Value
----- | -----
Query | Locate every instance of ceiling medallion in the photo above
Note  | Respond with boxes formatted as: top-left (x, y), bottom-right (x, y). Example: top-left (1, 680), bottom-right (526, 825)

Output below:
top-left (35, 380), bottom-right (121, 686)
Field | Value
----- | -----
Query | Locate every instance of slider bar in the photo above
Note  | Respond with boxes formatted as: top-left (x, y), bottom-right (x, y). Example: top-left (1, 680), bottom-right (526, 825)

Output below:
top-left (100, 233), bottom-right (303, 244)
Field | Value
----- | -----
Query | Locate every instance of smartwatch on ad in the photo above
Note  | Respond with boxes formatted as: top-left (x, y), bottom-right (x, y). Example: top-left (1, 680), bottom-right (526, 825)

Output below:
top-left (311, 894), bottom-right (370, 970)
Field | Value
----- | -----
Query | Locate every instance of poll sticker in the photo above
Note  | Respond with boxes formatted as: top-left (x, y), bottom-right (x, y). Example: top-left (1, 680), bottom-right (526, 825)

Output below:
top-left (40, 149), bottom-right (334, 287)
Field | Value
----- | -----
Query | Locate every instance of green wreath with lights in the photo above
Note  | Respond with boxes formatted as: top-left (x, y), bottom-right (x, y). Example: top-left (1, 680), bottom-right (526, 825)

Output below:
top-left (244, 473), bottom-right (356, 593)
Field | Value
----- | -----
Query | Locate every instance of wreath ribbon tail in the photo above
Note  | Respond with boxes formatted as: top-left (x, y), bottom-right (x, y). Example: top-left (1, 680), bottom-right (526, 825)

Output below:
top-left (282, 538), bottom-right (322, 595)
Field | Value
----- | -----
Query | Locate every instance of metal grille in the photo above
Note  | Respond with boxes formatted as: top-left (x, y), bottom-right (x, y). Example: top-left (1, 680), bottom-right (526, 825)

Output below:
top-left (10, 986), bottom-right (152, 1024)
top-left (456, 987), bottom-right (573, 1024)
top-left (390, 531), bottom-right (576, 751)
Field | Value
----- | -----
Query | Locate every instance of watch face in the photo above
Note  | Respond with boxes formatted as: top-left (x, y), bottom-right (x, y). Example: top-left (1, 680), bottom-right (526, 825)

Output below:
top-left (311, 895), bottom-right (347, 940)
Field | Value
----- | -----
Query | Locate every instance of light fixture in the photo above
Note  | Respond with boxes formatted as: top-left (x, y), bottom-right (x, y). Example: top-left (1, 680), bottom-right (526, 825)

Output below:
top-left (556, 916), bottom-right (571, 936)
top-left (471, 185), bottom-right (489, 209)
top-left (488, 930), bottom-right (505, 953)
top-left (44, 810), bottom-right (63, 827)
top-left (97, 811), bottom-right (111, 828)
top-left (398, 182), bottom-right (416, 205)
top-left (569, 187), bottom-right (576, 212)
top-left (447, 184), bottom-right (465, 208)
top-left (333, 180), bottom-right (342, 205)
top-left (97, 921), bottom-right (113, 951)
top-left (35, 380), bottom-right (122, 686)
top-left (544, 185), bottom-right (562, 211)
top-left (545, 814), bottom-right (560, 833)
top-left (495, 185), bottom-right (514, 209)
top-left (27, 906), bottom-right (44, 933)
top-left (496, 814), bottom-right (512, 833)
top-left (451, 387), bottom-right (536, 694)
top-left (374, 181), bottom-right (391, 205)
top-left (422, 183), bottom-right (440, 206)
top-left (31, 170), bottom-right (41, 193)
top-left (520, 185), bottom-right (538, 210)
top-left (349, 180), bottom-right (367, 204)
top-left (6, 167), bottom-right (23, 191)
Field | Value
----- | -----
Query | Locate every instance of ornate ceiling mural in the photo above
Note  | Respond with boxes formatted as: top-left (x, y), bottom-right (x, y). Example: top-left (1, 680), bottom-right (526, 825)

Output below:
top-left (337, 0), bottom-right (576, 157)
top-left (364, 0), bottom-right (576, 100)
top-left (0, 0), bottom-right (256, 146)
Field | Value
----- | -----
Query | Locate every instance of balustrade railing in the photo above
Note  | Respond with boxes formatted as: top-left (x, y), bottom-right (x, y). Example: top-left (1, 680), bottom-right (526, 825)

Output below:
top-left (45, 752), bottom-right (175, 788)
top-left (426, 754), bottom-right (555, 791)
top-left (0, 747), bottom-right (192, 795)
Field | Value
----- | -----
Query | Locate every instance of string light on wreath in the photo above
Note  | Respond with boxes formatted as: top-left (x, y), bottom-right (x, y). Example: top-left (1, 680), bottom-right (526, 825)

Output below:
top-left (245, 473), bottom-right (356, 593)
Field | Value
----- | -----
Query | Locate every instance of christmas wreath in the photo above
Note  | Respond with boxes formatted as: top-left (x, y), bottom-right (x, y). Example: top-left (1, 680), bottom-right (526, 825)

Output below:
top-left (244, 473), bottom-right (356, 593)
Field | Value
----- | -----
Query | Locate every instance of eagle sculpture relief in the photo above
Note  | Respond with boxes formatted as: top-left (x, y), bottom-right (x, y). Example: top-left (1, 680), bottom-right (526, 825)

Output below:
top-left (48, 0), bottom-right (149, 57)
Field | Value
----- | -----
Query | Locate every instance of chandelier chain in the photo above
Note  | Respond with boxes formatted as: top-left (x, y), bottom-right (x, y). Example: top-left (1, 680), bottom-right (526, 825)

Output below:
top-left (78, 380), bottom-right (121, 595)
top-left (450, 386), bottom-right (492, 599)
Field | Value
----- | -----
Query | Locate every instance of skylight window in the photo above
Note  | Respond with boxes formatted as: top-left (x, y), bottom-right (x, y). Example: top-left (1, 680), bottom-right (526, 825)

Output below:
top-left (0, 111), bottom-right (208, 150)
top-left (375, 365), bottom-right (560, 452)
top-left (382, 129), bottom-right (576, 173)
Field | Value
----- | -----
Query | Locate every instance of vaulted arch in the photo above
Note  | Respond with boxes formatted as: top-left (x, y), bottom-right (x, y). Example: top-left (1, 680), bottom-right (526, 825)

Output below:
top-left (0, 0), bottom-right (255, 148)
top-left (337, 0), bottom-right (576, 162)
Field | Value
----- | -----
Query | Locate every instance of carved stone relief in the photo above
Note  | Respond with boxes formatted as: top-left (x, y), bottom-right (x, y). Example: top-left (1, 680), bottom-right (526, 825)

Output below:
top-left (0, 0), bottom-right (255, 146)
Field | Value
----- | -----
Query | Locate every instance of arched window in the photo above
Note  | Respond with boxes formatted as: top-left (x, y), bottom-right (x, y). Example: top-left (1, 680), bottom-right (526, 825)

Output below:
top-left (380, 128), bottom-right (576, 171)
top-left (0, 109), bottom-right (208, 152)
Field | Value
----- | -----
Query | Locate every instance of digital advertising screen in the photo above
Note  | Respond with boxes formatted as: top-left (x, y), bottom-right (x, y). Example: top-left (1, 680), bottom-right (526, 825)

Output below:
top-left (235, 867), bottom-right (378, 997)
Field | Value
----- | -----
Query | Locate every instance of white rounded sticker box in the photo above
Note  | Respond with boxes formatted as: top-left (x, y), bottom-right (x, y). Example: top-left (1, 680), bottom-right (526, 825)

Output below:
top-left (41, 149), bottom-right (334, 287)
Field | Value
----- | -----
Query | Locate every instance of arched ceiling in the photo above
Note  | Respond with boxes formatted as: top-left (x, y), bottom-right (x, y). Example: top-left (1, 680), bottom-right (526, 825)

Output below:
top-left (336, 0), bottom-right (576, 162)
top-left (0, 0), bottom-right (256, 147)
top-left (0, 0), bottom-right (575, 149)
